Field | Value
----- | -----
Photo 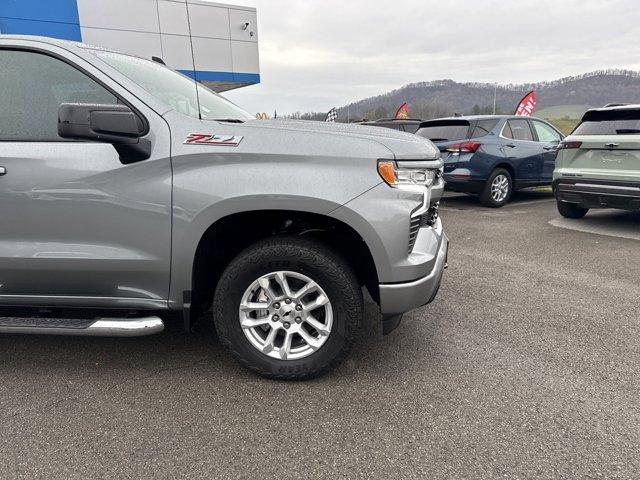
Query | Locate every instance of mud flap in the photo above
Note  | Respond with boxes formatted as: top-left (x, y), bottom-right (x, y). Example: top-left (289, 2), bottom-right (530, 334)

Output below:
top-left (382, 314), bottom-right (403, 335)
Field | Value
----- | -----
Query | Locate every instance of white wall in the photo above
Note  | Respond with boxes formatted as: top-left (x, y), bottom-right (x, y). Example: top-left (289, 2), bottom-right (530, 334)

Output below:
top-left (76, 0), bottom-right (260, 90)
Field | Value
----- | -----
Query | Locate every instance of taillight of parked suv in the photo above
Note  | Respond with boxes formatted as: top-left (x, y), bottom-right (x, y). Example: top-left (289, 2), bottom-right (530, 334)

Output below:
top-left (445, 141), bottom-right (481, 153)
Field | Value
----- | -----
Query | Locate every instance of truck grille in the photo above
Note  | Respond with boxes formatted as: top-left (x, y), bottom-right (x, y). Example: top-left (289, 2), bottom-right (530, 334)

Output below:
top-left (408, 202), bottom-right (439, 253)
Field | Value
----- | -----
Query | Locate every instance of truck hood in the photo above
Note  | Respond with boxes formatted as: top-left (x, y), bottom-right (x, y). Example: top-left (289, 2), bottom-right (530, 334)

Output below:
top-left (241, 119), bottom-right (440, 161)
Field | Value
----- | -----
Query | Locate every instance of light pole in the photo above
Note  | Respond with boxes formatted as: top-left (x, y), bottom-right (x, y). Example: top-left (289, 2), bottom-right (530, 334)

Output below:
top-left (493, 83), bottom-right (497, 115)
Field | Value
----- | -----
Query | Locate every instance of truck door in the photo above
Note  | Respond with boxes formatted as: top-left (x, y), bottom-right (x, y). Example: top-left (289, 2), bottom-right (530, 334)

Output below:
top-left (0, 47), bottom-right (172, 308)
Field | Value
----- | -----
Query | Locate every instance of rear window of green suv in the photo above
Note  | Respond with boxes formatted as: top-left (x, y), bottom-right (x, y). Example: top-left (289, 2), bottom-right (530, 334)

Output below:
top-left (573, 109), bottom-right (640, 135)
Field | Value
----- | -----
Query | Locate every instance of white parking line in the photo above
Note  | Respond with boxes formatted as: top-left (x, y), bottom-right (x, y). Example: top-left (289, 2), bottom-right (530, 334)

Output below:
top-left (549, 212), bottom-right (640, 241)
top-left (440, 198), bottom-right (554, 212)
top-left (503, 198), bottom-right (555, 208)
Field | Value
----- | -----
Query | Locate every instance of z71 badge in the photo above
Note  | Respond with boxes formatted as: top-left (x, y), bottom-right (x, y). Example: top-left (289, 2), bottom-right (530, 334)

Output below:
top-left (183, 133), bottom-right (243, 146)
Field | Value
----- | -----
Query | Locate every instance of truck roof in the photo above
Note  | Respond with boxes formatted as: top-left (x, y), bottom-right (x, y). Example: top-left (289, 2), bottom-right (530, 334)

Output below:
top-left (0, 34), bottom-right (139, 59)
top-left (0, 34), bottom-right (79, 46)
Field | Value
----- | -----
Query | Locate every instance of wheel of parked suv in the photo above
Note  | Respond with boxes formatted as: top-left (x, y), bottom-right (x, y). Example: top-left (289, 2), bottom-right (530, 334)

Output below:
top-left (556, 200), bottom-right (589, 219)
top-left (480, 168), bottom-right (513, 208)
top-left (212, 236), bottom-right (362, 380)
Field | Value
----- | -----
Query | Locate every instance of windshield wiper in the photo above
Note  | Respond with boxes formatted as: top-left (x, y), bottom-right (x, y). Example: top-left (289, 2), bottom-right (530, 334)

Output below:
top-left (213, 118), bottom-right (245, 123)
top-left (616, 129), bottom-right (640, 134)
top-left (429, 138), bottom-right (449, 142)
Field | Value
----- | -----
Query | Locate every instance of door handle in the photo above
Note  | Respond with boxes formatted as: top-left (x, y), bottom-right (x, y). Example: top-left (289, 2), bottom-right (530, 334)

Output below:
top-left (505, 144), bottom-right (516, 148)
top-left (543, 146), bottom-right (557, 151)
top-left (0, 166), bottom-right (6, 176)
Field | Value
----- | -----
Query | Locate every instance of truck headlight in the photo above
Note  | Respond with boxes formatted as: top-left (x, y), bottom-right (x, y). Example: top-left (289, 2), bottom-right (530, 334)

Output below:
top-left (377, 160), bottom-right (442, 188)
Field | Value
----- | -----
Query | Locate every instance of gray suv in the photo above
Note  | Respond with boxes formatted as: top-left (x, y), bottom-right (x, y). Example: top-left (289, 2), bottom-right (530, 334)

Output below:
top-left (0, 36), bottom-right (448, 379)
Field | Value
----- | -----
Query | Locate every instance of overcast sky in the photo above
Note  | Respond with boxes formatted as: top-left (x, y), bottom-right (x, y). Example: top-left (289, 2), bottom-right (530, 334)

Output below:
top-left (223, 0), bottom-right (640, 116)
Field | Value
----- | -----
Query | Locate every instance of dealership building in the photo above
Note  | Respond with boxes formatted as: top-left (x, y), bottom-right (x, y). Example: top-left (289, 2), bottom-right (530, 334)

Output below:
top-left (0, 0), bottom-right (260, 92)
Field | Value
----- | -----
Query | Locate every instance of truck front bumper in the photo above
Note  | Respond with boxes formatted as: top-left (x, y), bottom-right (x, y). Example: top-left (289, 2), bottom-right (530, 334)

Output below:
top-left (378, 231), bottom-right (449, 315)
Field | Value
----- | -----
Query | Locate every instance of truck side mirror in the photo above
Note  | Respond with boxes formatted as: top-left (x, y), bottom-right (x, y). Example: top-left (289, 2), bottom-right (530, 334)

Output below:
top-left (58, 103), bottom-right (151, 163)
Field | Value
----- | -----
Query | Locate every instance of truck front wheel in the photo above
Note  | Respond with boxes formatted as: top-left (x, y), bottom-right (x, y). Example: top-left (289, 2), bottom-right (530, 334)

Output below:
top-left (212, 236), bottom-right (363, 380)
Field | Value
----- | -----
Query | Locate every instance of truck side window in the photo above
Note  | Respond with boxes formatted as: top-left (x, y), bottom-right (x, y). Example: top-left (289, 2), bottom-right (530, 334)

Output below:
top-left (0, 50), bottom-right (118, 142)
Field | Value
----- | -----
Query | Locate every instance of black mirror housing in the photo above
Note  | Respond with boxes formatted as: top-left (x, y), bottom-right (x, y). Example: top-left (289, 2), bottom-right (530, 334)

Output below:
top-left (58, 103), bottom-right (151, 162)
top-left (58, 103), bottom-right (139, 142)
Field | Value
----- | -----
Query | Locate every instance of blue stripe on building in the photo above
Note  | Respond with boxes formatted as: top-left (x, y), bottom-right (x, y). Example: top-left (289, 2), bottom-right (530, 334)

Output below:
top-left (179, 70), bottom-right (260, 84)
top-left (0, 0), bottom-right (81, 41)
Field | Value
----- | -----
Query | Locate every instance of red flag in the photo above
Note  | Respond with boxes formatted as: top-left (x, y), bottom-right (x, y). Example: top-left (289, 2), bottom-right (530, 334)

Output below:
top-left (514, 91), bottom-right (537, 117)
top-left (395, 103), bottom-right (409, 119)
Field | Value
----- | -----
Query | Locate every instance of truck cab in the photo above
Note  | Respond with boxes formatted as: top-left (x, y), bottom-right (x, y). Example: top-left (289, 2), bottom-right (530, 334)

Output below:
top-left (0, 36), bottom-right (448, 379)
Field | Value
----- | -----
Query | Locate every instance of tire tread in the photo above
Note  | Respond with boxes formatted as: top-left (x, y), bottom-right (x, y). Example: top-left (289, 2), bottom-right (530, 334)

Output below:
top-left (557, 200), bottom-right (589, 219)
top-left (212, 236), bottom-right (362, 380)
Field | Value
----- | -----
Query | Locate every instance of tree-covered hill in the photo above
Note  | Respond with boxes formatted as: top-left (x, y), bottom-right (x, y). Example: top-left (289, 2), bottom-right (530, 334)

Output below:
top-left (296, 70), bottom-right (640, 122)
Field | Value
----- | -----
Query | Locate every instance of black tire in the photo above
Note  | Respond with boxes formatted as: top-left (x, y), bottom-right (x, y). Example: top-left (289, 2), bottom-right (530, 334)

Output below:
top-left (557, 200), bottom-right (589, 218)
top-left (212, 236), bottom-right (362, 380)
top-left (479, 168), bottom-right (513, 208)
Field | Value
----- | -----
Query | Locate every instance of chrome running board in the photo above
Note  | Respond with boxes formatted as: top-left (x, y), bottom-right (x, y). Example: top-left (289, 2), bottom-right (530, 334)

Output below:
top-left (0, 316), bottom-right (164, 337)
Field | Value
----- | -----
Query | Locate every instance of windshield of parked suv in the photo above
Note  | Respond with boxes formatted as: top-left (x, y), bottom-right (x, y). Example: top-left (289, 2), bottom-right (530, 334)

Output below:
top-left (416, 120), bottom-right (470, 142)
top-left (573, 109), bottom-right (640, 135)
top-left (91, 50), bottom-right (254, 122)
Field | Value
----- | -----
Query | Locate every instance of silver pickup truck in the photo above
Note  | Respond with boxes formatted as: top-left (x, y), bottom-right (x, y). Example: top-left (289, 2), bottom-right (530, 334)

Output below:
top-left (0, 35), bottom-right (448, 379)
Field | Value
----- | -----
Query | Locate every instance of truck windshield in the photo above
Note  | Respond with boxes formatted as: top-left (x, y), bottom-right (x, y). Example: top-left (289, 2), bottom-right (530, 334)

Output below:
top-left (90, 49), bottom-right (254, 122)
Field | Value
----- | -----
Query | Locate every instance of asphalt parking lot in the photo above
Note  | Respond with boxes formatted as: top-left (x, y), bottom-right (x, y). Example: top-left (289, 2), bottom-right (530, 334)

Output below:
top-left (1, 191), bottom-right (639, 479)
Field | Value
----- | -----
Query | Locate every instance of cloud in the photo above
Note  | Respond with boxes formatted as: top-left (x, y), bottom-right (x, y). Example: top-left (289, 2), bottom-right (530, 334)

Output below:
top-left (224, 0), bottom-right (640, 115)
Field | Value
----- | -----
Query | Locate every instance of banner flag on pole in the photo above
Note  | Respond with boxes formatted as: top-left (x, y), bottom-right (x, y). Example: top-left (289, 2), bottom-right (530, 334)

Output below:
top-left (325, 107), bottom-right (337, 122)
top-left (514, 91), bottom-right (537, 117)
top-left (395, 103), bottom-right (409, 119)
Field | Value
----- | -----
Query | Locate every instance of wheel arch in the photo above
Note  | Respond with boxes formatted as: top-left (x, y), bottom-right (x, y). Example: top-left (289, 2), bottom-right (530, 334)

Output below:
top-left (492, 162), bottom-right (516, 188)
top-left (177, 208), bottom-right (380, 327)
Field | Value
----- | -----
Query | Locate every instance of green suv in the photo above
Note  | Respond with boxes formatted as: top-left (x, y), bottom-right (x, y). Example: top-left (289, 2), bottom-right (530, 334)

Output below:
top-left (554, 105), bottom-right (640, 218)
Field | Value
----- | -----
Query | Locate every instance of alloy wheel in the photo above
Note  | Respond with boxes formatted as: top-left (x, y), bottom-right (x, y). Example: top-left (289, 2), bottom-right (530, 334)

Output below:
top-left (238, 271), bottom-right (333, 360)
top-left (490, 174), bottom-right (510, 203)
